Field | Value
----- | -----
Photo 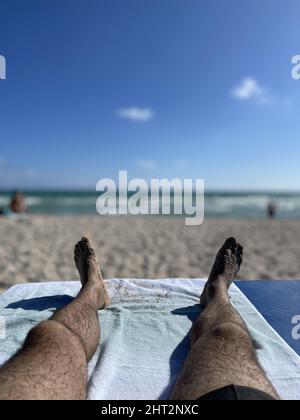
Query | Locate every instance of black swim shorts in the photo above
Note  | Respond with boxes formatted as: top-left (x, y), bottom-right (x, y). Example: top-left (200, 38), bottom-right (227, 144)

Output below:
top-left (198, 385), bottom-right (276, 401)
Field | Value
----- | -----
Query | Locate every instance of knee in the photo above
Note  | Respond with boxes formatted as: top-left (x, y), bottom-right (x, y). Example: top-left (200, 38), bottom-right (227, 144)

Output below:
top-left (25, 320), bottom-right (81, 351)
top-left (212, 321), bottom-right (249, 342)
top-left (190, 317), bottom-right (207, 345)
top-left (27, 320), bottom-right (64, 339)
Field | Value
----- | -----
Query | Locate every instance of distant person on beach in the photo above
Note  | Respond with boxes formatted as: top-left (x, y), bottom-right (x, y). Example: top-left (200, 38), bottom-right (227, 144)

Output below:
top-left (267, 201), bottom-right (277, 219)
top-left (9, 191), bottom-right (27, 214)
top-left (0, 237), bottom-right (279, 400)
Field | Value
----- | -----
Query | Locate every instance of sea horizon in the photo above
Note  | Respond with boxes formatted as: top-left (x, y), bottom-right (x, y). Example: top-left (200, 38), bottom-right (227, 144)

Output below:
top-left (1, 190), bottom-right (300, 219)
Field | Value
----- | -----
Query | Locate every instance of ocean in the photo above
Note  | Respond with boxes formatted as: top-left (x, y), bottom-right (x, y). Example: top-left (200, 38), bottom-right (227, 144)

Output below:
top-left (1, 191), bottom-right (300, 219)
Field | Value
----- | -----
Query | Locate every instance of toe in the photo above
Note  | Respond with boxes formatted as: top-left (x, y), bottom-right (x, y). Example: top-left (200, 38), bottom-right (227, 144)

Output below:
top-left (82, 236), bottom-right (93, 249)
top-left (75, 242), bottom-right (83, 252)
top-left (81, 236), bottom-right (90, 244)
top-left (236, 244), bottom-right (243, 265)
top-left (236, 244), bottom-right (243, 257)
top-left (82, 236), bottom-right (96, 257)
top-left (224, 237), bottom-right (237, 249)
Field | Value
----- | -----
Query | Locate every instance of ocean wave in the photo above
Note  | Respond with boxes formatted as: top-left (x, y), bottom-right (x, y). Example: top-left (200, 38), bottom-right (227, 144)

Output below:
top-left (26, 197), bottom-right (43, 206)
top-left (2, 192), bottom-right (300, 218)
top-left (50, 197), bottom-right (96, 206)
top-left (205, 194), bottom-right (300, 216)
top-left (0, 196), bottom-right (9, 206)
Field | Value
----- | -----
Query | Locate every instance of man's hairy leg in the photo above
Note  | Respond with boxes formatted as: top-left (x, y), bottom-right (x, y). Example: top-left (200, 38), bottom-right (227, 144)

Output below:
top-left (0, 237), bottom-right (109, 400)
top-left (171, 237), bottom-right (279, 400)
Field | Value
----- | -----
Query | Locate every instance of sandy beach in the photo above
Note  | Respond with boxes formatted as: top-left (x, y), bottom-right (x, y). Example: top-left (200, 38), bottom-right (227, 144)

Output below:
top-left (0, 215), bottom-right (300, 292)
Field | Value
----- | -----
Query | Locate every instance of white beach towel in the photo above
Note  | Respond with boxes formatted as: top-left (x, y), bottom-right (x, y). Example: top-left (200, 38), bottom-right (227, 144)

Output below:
top-left (0, 279), bottom-right (299, 400)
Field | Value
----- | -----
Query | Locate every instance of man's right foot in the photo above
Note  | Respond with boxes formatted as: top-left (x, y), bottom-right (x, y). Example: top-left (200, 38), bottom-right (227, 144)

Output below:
top-left (200, 237), bottom-right (243, 307)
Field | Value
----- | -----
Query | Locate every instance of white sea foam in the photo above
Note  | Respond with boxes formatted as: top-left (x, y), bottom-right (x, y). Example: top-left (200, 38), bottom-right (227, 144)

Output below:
top-left (52, 197), bottom-right (96, 206)
top-left (1, 192), bottom-right (300, 218)
top-left (0, 196), bottom-right (9, 206)
top-left (26, 197), bottom-right (43, 206)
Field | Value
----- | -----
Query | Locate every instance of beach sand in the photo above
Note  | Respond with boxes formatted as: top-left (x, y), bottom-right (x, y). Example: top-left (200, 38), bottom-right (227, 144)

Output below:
top-left (0, 215), bottom-right (300, 292)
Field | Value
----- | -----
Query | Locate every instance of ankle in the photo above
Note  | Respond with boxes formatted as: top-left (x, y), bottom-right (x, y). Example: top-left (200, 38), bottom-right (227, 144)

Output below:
top-left (78, 285), bottom-right (101, 310)
top-left (207, 282), bottom-right (229, 303)
top-left (208, 274), bottom-right (228, 288)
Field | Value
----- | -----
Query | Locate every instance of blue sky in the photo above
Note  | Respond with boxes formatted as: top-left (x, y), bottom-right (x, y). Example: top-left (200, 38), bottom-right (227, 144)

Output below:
top-left (0, 0), bottom-right (300, 190)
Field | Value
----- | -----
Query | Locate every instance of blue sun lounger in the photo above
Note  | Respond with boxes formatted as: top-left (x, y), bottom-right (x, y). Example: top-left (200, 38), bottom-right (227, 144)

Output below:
top-left (237, 280), bottom-right (300, 356)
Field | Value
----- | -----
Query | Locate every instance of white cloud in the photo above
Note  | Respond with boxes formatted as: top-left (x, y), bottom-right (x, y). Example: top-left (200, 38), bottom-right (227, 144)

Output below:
top-left (116, 107), bottom-right (154, 122)
top-left (137, 159), bottom-right (157, 170)
top-left (231, 77), bottom-right (272, 104)
top-left (173, 158), bottom-right (187, 169)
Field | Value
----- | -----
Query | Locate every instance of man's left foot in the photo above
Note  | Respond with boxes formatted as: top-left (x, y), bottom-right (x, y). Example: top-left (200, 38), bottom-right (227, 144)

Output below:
top-left (74, 237), bottom-right (110, 310)
top-left (200, 237), bottom-right (243, 307)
